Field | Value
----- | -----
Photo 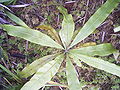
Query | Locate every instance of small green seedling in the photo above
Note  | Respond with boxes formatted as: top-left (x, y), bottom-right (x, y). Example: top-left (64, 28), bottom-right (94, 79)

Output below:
top-left (0, 0), bottom-right (120, 90)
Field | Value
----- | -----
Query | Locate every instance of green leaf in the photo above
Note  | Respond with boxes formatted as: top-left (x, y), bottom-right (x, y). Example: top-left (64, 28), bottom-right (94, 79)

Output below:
top-left (70, 0), bottom-right (120, 48)
top-left (5, 11), bottom-right (28, 28)
top-left (21, 54), bottom-right (64, 90)
top-left (71, 53), bottom-right (120, 77)
top-left (0, 46), bottom-right (10, 63)
top-left (0, 64), bottom-right (20, 81)
top-left (32, 0), bottom-right (38, 3)
top-left (66, 56), bottom-right (82, 90)
top-left (19, 54), bottom-right (56, 78)
top-left (70, 43), bottom-right (117, 56)
top-left (0, 0), bottom-right (11, 3)
top-left (114, 26), bottom-right (120, 32)
top-left (58, 6), bottom-right (75, 48)
top-left (1, 25), bottom-right (63, 49)
top-left (73, 56), bottom-right (82, 67)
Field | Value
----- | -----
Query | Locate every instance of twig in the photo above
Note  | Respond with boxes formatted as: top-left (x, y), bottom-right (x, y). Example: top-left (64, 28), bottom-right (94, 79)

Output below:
top-left (3, 77), bottom-right (12, 86)
top-left (75, 17), bottom-right (84, 24)
top-left (41, 86), bottom-right (45, 90)
top-left (82, 0), bottom-right (90, 25)
top-left (59, 86), bottom-right (63, 90)
top-left (1, 58), bottom-right (9, 69)
top-left (101, 32), bottom-right (106, 42)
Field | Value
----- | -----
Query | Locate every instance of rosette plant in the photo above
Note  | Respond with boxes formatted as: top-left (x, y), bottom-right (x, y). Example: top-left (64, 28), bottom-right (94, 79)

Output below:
top-left (1, 0), bottom-right (120, 90)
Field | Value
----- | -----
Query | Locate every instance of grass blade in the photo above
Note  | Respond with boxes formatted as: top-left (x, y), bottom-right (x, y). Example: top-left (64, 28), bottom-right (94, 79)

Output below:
top-left (0, 64), bottom-right (20, 81)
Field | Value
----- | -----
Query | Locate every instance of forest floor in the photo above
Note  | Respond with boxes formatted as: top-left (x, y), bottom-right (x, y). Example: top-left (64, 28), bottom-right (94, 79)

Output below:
top-left (0, 0), bottom-right (120, 90)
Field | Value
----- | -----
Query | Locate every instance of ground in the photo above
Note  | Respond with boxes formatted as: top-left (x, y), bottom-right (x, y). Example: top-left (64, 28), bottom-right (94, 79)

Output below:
top-left (0, 0), bottom-right (120, 90)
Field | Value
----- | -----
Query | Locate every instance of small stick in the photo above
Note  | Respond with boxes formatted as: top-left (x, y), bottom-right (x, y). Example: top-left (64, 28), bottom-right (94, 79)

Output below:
top-left (3, 77), bottom-right (12, 86)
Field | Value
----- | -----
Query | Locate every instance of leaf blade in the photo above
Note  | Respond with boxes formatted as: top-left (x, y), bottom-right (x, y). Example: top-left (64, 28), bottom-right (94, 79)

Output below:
top-left (0, 0), bottom-right (11, 3)
top-left (1, 25), bottom-right (63, 49)
top-left (71, 53), bottom-right (120, 77)
top-left (70, 0), bottom-right (120, 48)
top-left (5, 11), bottom-right (28, 27)
top-left (66, 56), bottom-right (82, 90)
top-left (58, 6), bottom-right (75, 48)
top-left (36, 25), bottom-right (61, 44)
top-left (19, 54), bottom-right (56, 78)
top-left (21, 54), bottom-right (64, 90)
top-left (70, 43), bottom-right (117, 56)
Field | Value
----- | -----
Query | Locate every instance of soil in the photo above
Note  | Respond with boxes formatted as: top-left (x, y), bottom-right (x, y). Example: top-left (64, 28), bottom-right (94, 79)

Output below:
top-left (0, 0), bottom-right (120, 90)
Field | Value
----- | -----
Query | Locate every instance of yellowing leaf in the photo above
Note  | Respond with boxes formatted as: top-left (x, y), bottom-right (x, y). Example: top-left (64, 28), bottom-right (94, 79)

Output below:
top-left (36, 25), bottom-right (61, 44)
top-left (76, 42), bottom-right (96, 49)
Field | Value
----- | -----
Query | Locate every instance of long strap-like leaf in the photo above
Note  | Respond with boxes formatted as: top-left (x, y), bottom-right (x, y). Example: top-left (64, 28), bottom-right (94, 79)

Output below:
top-left (5, 11), bottom-right (28, 28)
top-left (71, 53), bottom-right (120, 77)
top-left (58, 6), bottom-right (75, 48)
top-left (70, 43), bottom-right (117, 56)
top-left (19, 54), bottom-right (56, 78)
top-left (66, 56), bottom-right (82, 90)
top-left (21, 54), bottom-right (64, 90)
top-left (70, 0), bottom-right (120, 48)
top-left (1, 25), bottom-right (63, 49)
